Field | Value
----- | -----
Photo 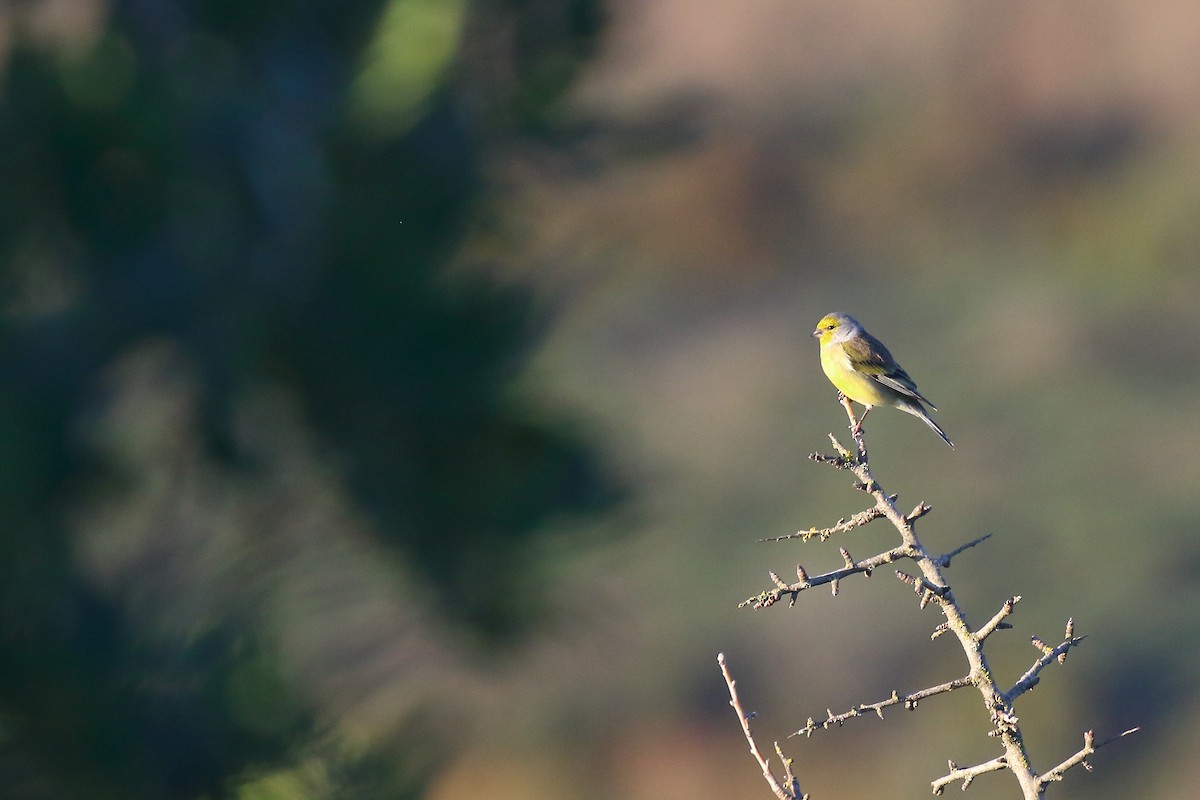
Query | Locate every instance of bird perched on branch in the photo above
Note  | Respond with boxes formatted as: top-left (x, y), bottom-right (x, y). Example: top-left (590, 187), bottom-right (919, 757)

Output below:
top-left (812, 312), bottom-right (953, 447)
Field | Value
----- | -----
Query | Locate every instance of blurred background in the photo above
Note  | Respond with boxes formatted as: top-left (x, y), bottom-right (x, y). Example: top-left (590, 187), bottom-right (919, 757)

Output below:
top-left (1, 0), bottom-right (1197, 798)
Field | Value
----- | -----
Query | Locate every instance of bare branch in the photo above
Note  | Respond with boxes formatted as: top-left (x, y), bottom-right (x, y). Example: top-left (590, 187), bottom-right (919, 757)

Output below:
top-left (739, 544), bottom-right (912, 609)
top-left (759, 499), bottom-right (897, 543)
top-left (1038, 727), bottom-right (1140, 786)
top-left (774, 742), bottom-right (807, 800)
top-left (790, 675), bottom-right (974, 738)
top-left (1005, 632), bottom-right (1087, 703)
top-left (975, 596), bottom-right (1022, 641)
top-left (931, 756), bottom-right (1009, 795)
top-left (718, 653), bottom-right (805, 800)
top-left (808, 431), bottom-right (858, 470)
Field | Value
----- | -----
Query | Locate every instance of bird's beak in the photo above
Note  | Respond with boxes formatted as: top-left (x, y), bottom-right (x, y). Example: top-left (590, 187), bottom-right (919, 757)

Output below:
top-left (811, 328), bottom-right (821, 338)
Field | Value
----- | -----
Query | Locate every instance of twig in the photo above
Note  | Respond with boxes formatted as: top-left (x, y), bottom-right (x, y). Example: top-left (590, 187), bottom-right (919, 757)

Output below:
top-left (1038, 728), bottom-right (1140, 786)
top-left (975, 596), bottom-right (1021, 641)
top-left (758, 499), bottom-right (896, 542)
top-left (739, 543), bottom-right (913, 608)
top-left (791, 675), bottom-right (974, 737)
top-left (931, 756), bottom-right (1009, 795)
top-left (775, 742), bottom-right (805, 800)
top-left (718, 653), bottom-right (805, 800)
top-left (1005, 629), bottom-right (1087, 703)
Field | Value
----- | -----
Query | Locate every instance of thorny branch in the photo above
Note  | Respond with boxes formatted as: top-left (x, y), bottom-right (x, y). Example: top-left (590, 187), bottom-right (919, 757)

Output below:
top-left (1006, 622), bottom-right (1087, 703)
top-left (932, 726), bottom-right (1140, 796)
top-left (931, 756), bottom-right (1010, 795)
top-left (723, 395), bottom-right (1135, 799)
top-left (758, 498), bottom-right (896, 542)
top-left (1037, 727), bottom-right (1140, 786)
top-left (790, 675), bottom-right (974, 737)
top-left (739, 542), bottom-right (912, 607)
top-left (975, 595), bottom-right (1021, 641)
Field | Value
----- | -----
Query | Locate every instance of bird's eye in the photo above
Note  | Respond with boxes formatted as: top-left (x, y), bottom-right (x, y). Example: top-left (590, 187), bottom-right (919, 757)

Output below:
top-left (825, 324), bottom-right (835, 330)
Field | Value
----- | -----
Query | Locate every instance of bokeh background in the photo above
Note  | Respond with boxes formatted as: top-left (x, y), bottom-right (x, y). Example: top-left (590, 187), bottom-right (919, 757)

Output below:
top-left (1, 1), bottom-right (1197, 798)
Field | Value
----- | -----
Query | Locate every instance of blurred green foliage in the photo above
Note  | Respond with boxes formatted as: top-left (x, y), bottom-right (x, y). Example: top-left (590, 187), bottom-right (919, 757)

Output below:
top-left (0, 0), bottom-right (613, 797)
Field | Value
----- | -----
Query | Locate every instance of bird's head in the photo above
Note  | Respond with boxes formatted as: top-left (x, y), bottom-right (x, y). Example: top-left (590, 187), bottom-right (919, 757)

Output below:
top-left (812, 312), bottom-right (860, 344)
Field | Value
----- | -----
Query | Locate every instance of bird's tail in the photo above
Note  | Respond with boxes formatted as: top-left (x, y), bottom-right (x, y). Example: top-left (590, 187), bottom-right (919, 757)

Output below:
top-left (902, 402), bottom-right (954, 448)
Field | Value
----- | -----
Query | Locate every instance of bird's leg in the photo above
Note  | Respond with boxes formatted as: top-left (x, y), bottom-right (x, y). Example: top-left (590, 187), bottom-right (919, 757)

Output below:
top-left (837, 393), bottom-right (863, 432)
top-left (851, 406), bottom-right (871, 434)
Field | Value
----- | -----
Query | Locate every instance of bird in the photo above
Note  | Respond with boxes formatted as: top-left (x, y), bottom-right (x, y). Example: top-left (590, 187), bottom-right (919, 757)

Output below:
top-left (812, 312), bottom-right (953, 447)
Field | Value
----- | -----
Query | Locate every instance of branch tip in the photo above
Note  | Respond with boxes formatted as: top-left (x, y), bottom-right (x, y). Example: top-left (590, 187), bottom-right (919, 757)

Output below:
top-left (1037, 725), bottom-right (1138, 786)
top-left (719, 652), bottom-right (803, 799)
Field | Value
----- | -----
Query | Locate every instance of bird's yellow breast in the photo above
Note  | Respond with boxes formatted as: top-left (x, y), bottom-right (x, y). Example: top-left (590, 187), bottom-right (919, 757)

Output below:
top-left (819, 342), bottom-right (893, 407)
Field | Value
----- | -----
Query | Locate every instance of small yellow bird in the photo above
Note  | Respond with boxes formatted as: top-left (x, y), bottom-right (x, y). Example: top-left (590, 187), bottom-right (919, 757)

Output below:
top-left (812, 312), bottom-right (953, 447)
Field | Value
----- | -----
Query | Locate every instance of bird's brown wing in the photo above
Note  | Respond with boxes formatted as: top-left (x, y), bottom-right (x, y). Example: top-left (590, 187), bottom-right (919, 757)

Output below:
top-left (843, 331), bottom-right (937, 409)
